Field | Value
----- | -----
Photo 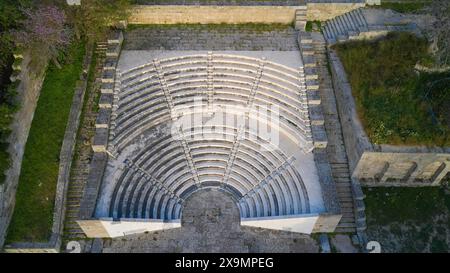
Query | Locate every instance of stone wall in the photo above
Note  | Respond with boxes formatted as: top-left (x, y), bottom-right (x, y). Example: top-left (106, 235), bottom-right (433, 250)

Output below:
top-left (0, 52), bottom-right (46, 248)
top-left (129, 5), bottom-right (301, 25)
top-left (354, 152), bottom-right (449, 186)
top-left (328, 50), bottom-right (373, 172)
top-left (128, 3), bottom-right (367, 25)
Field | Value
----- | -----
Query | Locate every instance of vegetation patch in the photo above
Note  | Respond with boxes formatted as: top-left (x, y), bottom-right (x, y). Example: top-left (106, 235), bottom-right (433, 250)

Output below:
top-left (6, 40), bottom-right (86, 243)
top-left (364, 186), bottom-right (450, 253)
top-left (334, 32), bottom-right (450, 145)
top-left (305, 21), bottom-right (322, 32)
top-left (376, 2), bottom-right (427, 13)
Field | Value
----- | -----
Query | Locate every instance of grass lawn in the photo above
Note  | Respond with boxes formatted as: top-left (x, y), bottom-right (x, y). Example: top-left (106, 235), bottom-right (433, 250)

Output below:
top-left (6, 40), bottom-right (86, 243)
top-left (334, 32), bottom-right (450, 146)
top-left (364, 186), bottom-right (450, 252)
top-left (305, 21), bottom-right (322, 32)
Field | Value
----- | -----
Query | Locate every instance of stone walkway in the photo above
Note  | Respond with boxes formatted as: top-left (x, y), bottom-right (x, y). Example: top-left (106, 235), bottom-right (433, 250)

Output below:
top-left (124, 25), bottom-right (299, 51)
top-left (63, 43), bottom-right (107, 241)
top-left (101, 189), bottom-right (319, 253)
top-left (311, 32), bottom-right (357, 233)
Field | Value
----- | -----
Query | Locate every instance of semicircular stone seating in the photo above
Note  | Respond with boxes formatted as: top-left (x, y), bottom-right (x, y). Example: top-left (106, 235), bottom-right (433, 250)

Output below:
top-left (106, 53), bottom-right (315, 221)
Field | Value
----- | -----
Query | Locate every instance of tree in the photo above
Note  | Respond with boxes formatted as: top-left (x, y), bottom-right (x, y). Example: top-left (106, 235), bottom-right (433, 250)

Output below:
top-left (67, 0), bottom-right (131, 41)
top-left (12, 5), bottom-right (71, 69)
top-left (426, 1), bottom-right (450, 67)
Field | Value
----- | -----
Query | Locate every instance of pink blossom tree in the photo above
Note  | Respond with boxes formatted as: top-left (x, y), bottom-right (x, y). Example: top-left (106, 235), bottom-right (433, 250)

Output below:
top-left (12, 5), bottom-right (71, 69)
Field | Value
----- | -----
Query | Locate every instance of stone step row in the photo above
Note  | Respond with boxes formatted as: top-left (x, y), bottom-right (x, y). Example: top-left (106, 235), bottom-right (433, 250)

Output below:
top-left (109, 123), bottom-right (311, 220)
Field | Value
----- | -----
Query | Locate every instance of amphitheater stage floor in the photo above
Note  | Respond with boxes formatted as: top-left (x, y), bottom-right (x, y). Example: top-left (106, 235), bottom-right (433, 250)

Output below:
top-left (101, 189), bottom-right (320, 253)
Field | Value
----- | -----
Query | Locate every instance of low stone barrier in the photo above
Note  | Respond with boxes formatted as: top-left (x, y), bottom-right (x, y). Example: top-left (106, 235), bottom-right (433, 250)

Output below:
top-left (355, 149), bottom-right (450, 187)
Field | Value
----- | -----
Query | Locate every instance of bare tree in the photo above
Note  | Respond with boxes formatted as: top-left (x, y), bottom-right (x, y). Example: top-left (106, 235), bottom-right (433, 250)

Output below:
top-left (67, 0), bottom-right (131, 41)
top-left (426, 0), bottom-right (450, 67)
top-left (12, 5), bottom-right (71, 69)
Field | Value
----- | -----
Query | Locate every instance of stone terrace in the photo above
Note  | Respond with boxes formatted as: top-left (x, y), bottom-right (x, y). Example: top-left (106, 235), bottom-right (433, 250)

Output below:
top-left (124, 25), bottom-right (299, 51)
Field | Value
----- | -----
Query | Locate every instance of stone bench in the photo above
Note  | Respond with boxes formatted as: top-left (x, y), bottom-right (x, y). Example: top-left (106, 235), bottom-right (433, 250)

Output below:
top-left (113, 115), bottom-right (172, 152)
top-left (118, 91), bottom-right (165, 116)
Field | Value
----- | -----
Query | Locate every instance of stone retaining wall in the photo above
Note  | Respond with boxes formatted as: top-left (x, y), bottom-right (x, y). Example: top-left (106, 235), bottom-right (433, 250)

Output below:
top-left (354, 152), bottom-right (450, 186)
top-left (328, 50), bottom-right (372, 172)
top-left (0, 52), bottom-right (47, 248)
top-left (129, 5), bottom-right (301, 25)
top-left (128, 4), bottom-right (366, 25)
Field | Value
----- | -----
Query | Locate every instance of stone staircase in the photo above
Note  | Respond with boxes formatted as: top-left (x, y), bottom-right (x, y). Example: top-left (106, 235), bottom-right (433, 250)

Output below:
top-left (311, 34), bottom-right (357, 233)
top-left (322, 8), bottom-right (369, 44)
top-left (322, 7), bottom-right (420, 45)
top-left (63, 42), bottom-right (107, 240)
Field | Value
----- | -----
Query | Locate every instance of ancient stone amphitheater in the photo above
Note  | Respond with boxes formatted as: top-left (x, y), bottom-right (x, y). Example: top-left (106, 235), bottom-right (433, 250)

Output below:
top-left (73, 0), bottom-right (377, 251)
top-left (85, 45), bottom-right (340, 234)
top-left (107, 53), bottom-right (317, 220)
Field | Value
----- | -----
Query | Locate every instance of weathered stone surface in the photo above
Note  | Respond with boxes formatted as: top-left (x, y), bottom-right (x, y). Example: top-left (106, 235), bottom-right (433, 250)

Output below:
top-left (129, 5), bottom-right (301, 25)
top-left (328, 50), bottom-right (373, 172)
top-left (101, 189), bottom-right (320, 253)
top-left (98, 93), bottom-right (114, 108)
top-left (79, 153), bottom-right (108, 219)
top-left (330, 234), bottom-right (359, 253)
top-left (354, 152), bottom-right (450, 187)
top-left (92, 128), bottom-right (109, 152)
top-left (96, 108), bottom-right (111, 129)
top-left (124, 25), bottom-right (299, 51)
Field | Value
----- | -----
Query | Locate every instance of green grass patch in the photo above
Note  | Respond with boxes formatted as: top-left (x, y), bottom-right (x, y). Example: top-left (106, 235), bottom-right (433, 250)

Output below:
top-left (364, 186), bottom-right (450, 252)
top-left (305, 21), bottom-right (322, 32)
top-left (334, 32), bottom-right (450, 146)
top-left (376, 2), bottom-right (427, 13)
top-left (365, 187), bottom-right (450, 225)
top-left (6, 40), bottom-right (86, 243)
